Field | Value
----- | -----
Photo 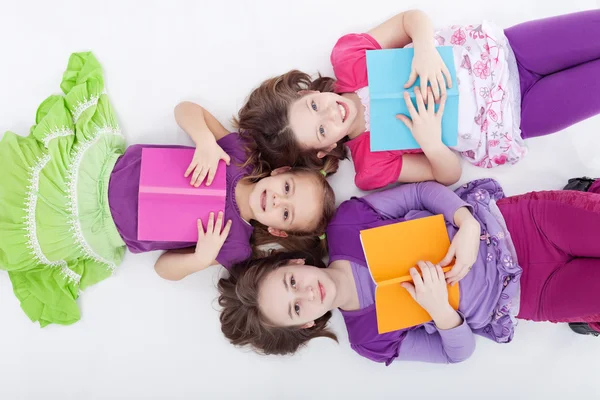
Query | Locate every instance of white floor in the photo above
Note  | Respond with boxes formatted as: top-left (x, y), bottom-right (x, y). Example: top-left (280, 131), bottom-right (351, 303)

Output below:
top-left (1, 1), bottom-right (599, 399)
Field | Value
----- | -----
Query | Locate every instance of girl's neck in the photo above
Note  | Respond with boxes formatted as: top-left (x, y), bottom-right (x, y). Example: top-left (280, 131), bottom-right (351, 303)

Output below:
top-left (327, 260), bottom-right (361, 311)
top-left (341, 92), bottom-right (366, 140)
top-left (234, 179), bottom-right (255, 222)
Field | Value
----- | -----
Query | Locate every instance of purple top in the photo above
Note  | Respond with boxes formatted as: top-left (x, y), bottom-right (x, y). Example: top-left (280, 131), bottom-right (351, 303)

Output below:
top-left (327, 179), bottom-right (522, 365)
top-left (108, 133), bottom-right (254, 268)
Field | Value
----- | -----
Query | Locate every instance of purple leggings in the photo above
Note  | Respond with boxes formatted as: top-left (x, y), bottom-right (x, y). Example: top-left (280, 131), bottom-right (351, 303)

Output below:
top-left (504, 10), bottom-right (600, 138)
top-left (497, 190), bottom-right (600, 325)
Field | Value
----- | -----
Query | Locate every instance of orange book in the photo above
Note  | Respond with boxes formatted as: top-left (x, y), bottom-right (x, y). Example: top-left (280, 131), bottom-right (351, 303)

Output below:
top-left (359, 214), bottom-right (460, 334)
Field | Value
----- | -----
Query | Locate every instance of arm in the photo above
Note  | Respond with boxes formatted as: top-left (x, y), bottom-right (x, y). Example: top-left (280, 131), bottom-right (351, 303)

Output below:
top-left (397, 316), bottom-right (476, 363)
top-left (154, 247), bottom-right (219, 281)
top-left (362, 181), bottom-right (472, 224)
top-left (367, 9), bottom-right (433, 50)
top-left (174, 101), bottom-right (230, 142)
top-left (398, 151), bottom-right (461, 186)
top-left (174, 102), bottom-right (232, 186)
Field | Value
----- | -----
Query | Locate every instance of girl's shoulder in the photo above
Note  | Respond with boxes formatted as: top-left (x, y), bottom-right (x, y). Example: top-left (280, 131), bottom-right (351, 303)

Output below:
top-left (331, 33), bottom-right (382, 93)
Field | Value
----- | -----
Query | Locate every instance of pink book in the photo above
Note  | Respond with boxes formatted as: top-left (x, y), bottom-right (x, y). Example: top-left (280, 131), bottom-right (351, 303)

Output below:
top-left (137, 148), bottom-right (227, 242)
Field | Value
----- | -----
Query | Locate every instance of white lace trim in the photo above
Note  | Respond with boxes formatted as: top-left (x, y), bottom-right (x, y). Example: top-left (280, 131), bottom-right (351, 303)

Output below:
top-left (42, 126), bottom-right (75, 148)
top-left (71, 94), bottom-right (100, 123)
top-left (65, 125), bottom-right (122, 273)
top-left (23, 154), bottom-right (81, 284)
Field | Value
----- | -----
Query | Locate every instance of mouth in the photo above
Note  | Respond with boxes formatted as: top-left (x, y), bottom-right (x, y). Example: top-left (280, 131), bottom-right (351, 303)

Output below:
top-left (260, 190), bottom-right (266, 212)
top-left (337, 101), bottom-right (349, 123)
top-left (318, 281), bottom-right (326, 304)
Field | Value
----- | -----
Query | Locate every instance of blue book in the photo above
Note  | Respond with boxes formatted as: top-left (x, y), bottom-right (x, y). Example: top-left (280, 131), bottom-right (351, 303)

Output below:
top-left (366, 46), bottom-right (459, 152)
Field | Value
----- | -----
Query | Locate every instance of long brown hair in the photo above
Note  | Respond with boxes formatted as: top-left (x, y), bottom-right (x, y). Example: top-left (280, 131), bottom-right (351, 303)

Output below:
top-left (218, 251), bottom-right (338, 356)
top-left (245, 166), bottom-right (336, 260)
top-left (234, 70), bottom-right (347, 176)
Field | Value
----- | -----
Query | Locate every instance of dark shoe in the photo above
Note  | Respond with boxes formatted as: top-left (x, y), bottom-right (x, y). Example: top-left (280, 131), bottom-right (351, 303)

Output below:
top-left (569, 322), bottom-right (600, 336)
top-left (563, 177), bottom-right (596, 192)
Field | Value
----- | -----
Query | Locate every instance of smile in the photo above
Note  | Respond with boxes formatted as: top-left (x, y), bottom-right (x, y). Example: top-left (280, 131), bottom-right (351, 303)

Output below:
top-left (261, 190), bottom-right (266, 212)
top-left (337, 101), bottom-right (348, 123)
top-left (318, 281), bottom-right (326, 303)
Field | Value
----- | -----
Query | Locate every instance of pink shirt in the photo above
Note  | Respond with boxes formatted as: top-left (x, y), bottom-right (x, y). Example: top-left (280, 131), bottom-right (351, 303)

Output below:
top-left (331, 33), bottom-right (422, 191)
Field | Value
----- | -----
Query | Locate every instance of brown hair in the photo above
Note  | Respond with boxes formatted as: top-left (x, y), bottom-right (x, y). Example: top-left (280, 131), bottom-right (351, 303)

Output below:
top-left (234, 70), bottom-right (348, 176)
top-left (244, 166), bottom-right (336, 261)
top-left (218, 251), bottom-right (337, 356)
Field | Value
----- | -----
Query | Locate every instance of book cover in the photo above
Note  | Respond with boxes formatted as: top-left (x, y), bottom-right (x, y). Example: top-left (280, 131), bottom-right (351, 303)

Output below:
top-left (366, 46), bottom-right (459, 152)
top-left (359, 214), bottom-right (460, 334)
top-left (137, 148), bottom-right (227, 242)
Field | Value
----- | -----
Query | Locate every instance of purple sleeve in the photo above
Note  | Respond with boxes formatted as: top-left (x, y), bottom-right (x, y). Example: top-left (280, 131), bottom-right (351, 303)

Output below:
top-left (396, 314), bottom-right (476, 363)
top-left (215, 240), bottom-right (252, 269)
top-left (363, 182), bottom-right (472, 226)
top-left (216, 133), bottom-right (247, 164)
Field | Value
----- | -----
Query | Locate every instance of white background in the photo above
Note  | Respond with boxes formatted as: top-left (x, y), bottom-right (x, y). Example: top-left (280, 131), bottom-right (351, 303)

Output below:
top-left (1, 0), bottom-right (599, 399)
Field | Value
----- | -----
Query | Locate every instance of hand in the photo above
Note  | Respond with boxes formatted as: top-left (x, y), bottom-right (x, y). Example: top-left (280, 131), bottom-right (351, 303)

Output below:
top-left (194, 211), bottom-right (232, 265)
top-left (401, 261), bottom-right (451, 316)
top-left (404, 44), bottom-right (452, 101)
top-left (185, 141), bottom-right (231, 187)
top-left (440, 219), bottom-right (481, 285)
top-left (396, 87), bottom-right (446, 150)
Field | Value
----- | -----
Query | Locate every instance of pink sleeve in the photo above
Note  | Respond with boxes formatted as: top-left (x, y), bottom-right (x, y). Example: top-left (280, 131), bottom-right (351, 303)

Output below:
top-left (349, 137), bottom-right (403, 191)
top-left (331, 33), bottom-right (382, 93)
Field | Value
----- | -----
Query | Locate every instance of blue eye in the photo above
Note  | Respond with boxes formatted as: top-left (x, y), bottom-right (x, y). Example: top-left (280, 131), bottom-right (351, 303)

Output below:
top-left (311, 101), bottom-right (317, 111)
top-left (284, 209), bottom-right (289, 220)
top-left (319, 126), bottom-right (325, 136)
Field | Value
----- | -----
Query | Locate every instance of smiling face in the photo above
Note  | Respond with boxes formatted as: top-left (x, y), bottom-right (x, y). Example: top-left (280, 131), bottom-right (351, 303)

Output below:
top-left (258, 262), bottom-right (337, 328)
top-left (248, 169), bottom-right (324, 236)
top-left (288, 91), bottom-right (360, 153)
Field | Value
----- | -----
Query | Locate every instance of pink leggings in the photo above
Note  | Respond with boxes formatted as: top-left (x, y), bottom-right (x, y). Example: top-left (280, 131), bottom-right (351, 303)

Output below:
top-left (497, 190), bottom-right (600, 323)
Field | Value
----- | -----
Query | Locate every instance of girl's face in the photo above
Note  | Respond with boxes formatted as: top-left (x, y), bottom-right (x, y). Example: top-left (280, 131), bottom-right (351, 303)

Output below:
top-left (258, 261), bottom-right (336, 328)
top-left (289, 91), bottom-right (359, 156)
top-left (249, 168), bottom-right (323, 236)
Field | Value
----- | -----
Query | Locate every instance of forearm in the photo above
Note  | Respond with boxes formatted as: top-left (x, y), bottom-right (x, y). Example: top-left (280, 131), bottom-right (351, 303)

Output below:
top-left (421, 143), bottom-right (461, 185)
top-left (403, 9), bottom-right (435, 47)
top-left (174, 101), bottom-right (223, 145)
top-left (154, 249), bottom-right (215, 281)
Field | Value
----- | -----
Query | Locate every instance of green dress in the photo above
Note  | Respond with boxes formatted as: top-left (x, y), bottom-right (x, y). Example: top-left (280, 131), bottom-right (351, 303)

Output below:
top-left (0, 52), bottom-right (126, 327)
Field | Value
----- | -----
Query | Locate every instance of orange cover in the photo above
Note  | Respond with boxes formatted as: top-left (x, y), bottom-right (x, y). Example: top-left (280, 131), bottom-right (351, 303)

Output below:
top-left (359, 214), bottom-right (460, 334)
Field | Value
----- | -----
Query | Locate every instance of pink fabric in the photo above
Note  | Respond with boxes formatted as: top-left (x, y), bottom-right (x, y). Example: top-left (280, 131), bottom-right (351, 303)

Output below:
top-left (497, 190), bottom-right (600, 323)
top-left (331, 33), bottom-right (421, 191)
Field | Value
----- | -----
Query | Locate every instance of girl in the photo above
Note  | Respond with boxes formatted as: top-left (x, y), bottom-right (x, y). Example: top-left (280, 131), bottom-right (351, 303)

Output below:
top-left (218, 179), bottom-right (600, 363)
top-left (0, 52), bottom-right (335, 327)
top-left (236, 9), bottom-right (600, 190)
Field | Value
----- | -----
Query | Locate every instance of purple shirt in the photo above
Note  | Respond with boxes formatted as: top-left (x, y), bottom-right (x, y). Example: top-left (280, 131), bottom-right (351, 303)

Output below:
top-left (327, 179), bottom-right (522, 365)
top-left (108, 133), bottom-right (254, 268)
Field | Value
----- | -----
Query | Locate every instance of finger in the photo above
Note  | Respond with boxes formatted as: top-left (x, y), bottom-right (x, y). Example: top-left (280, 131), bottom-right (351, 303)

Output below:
top-left (427, 88), bottom-right (435, 115)
top-left (437, 94), bottom-right (447, 118)
top-left (404, 92), bottom-right (419, 120)
top-left (430, 77), bottom-right (440, 102)
top-left (214, 211), bottom-right (224, 233)
top-left (414, 87), bottom-right (426, 115)
top-left (206, 165), bottom-right (217, 186)
top-left (404, 69), bottom-right (418, 88)
top-left (400, 282), bottom-right (416, 299)
top-left (420, 261), bottom-right (433, 284)
top-left (220, 220), bottom-right (233, 239)
top-left (206, 212), bottom-right (215, 232)
top-left (191, 166), bottom-right (203, 186)
top-left (444, 262), bottom-right (464, 280)
top-left (221, 150), bottom-right (231, 166)
top-left (443, 65), bottom-right (453, 89)
top-left (396, 114), bottom-right (413, 130)
top-left (437, 73), bottom-right (447, 98)
top-left (439, 245), bottom-right (455, 267)
top-left (420, 77), bottom-right (428, 101)
top-left (196, 166), bottom-right (209, 187)
top-left (436, 264), bottom-right (446, 282)
top-left (185, 162), bottom-right (197, 178)
top-left (410, 267), bottom-right (424, 291)
top-left (197, 218), bottom-right (206, 238)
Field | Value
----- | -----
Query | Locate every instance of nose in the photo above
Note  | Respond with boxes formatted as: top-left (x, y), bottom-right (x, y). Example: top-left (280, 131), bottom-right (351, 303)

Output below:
top-left (300, 286), bottom-right (315, 302)
top-left (272, 192), bottom-right (288, 208)
top-left (327, 103), bottom-right (337, 122)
